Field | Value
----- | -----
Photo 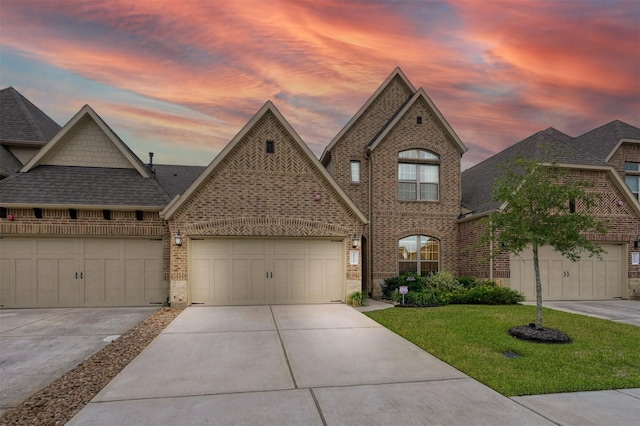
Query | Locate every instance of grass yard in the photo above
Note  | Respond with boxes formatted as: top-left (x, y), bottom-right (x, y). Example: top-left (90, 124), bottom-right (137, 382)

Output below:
top-left (365, 304), bottom-right (640, 396)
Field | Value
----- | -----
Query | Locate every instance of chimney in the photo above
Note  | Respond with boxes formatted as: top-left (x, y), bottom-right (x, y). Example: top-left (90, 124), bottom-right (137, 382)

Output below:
top-left (148, 152), bottom-right (155, 176)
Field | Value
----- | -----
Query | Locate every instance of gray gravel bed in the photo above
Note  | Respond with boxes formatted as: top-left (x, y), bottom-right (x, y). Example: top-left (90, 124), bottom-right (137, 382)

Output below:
top-left (0, 308), bottom-right (183, 426)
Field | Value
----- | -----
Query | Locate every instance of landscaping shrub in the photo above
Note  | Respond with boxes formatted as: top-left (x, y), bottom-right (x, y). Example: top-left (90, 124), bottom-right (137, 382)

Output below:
top-left (381, 272), bottom-right (426, 298)
top-left (425, 270), bottom-right (461, 291)
top-left (347, 291), bottom-right (368, 307)
top-left (392, 288), bottom-right (448, 307)
top-left (449, 284), bottom-right (524, 305)
top-left (384, 273), bottom-right (524, 307)
top-left (456, 276), bottom-right (477, 289)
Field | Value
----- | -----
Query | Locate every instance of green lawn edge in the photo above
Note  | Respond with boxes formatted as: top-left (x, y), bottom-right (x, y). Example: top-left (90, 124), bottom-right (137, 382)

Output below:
top-left (365, 304), bottom-right (640, 396)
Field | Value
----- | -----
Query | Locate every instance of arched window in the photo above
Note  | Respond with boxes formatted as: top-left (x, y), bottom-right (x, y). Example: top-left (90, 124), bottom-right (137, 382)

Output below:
top-left (398, 149), bottom-right (439, 201)
top-left (398, 235), bottom-right (439, 275)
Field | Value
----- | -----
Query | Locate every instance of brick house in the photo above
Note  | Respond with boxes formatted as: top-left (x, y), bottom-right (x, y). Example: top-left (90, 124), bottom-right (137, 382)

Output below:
top-left (320, 68), bottom-right (468, 296)
top-left (459, 122), bottom-right (640, 300)
top-left (2, 69), bottom-right (639, 308)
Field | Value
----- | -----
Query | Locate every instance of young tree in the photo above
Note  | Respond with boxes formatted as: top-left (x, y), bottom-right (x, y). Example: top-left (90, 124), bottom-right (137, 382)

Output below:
top-left (484, 157), bottom-right (608, 329)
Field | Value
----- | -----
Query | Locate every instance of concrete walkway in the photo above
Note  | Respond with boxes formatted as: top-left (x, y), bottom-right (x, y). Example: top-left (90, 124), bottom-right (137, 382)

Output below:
top-left (521, 300), bottom-right (640, 326)
top-left (0, 307), bottom-right (158, 416)
top-left (68, 304), bottom-right (557, 425)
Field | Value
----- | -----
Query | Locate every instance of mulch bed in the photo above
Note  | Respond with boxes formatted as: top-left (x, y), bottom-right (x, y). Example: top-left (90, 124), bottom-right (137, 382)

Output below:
top-left (509, 324), bottom-right (572, 343)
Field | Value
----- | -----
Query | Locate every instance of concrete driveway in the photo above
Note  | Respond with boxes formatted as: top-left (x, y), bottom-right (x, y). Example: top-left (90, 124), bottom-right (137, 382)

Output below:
top-left (523, 300), bottom-right (640, 326)
top-left (68, 304), bottom-right (556, 425)
top-left (0, 307), bottom-right (158, 416)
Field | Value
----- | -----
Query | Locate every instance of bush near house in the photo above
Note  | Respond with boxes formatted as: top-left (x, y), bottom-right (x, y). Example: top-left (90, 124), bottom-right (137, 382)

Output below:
top-left (383, 272), bottom-right (524, 307)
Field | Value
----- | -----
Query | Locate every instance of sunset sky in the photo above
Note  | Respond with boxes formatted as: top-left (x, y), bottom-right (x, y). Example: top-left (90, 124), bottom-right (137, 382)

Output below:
top-left (1, 0), bottom-right (638, 169)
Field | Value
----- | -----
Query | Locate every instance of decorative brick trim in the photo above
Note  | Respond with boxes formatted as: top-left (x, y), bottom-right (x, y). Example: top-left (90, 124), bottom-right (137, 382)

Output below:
top-left (182, 216), bottom-right (353, 237)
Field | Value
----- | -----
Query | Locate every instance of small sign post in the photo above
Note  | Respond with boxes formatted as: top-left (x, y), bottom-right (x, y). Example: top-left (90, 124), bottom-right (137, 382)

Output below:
top-left (399, 285), bottom-right (408, 305)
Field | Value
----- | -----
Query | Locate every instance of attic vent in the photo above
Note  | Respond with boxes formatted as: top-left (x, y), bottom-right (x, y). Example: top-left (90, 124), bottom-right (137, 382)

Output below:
top-left (417, 116), bottom-right (423, 124)
top-left (135, 210), bottom-right (144, 221)
top-left (266, 140), bottom-right (275, 154)
top-left (34, 208), bottom-right (43, 219)
top-left (69, 209), bottom-right (78, 220)
top-left (103, 209), bottom-right (111, 220)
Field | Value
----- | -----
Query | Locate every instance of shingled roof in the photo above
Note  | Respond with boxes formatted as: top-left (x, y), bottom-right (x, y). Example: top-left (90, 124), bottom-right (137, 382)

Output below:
top-left (153, 164), bottom-right (206, 199)
top-left (461, 127), bottom-right (605, 216)
top-left (0, 145), bottom-right (23, 178)
top-left (568, 120), bottom-right (640, 161)
top-left (0, 87), bottom-right (61, 144)
top-left (0, 165), bottom-right (171, 208)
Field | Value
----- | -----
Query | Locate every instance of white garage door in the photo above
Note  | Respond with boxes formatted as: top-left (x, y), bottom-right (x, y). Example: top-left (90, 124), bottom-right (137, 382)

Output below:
top-left (0, 238), bottom-right (165, 308)
top-left (191, 238), bottom-right (344, 305)
top-left (510, 244), bottom-right (623, 300)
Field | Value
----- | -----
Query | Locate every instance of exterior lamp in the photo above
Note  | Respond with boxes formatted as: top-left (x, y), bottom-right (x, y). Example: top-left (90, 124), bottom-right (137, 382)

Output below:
top-left (175, 230), bottom-right (183, 246)
top-left (352, 233), bottom-right (359, 248)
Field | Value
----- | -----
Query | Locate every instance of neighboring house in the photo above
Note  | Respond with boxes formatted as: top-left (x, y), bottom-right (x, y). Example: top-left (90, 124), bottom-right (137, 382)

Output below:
top-left (321, 68), bottom-right (468, 296)
top-left (0, 87), bottom-right (61, 178)
top-left (459, 122), bottom-right (640, 301)
top-left (2, 71), bottom-right (639, 308)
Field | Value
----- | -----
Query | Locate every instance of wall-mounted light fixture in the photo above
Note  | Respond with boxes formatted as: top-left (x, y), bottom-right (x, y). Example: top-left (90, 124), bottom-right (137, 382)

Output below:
top-left (352, 233), bottom-right (359, 248)
top-left (175, 230), bottom-right (183, 246)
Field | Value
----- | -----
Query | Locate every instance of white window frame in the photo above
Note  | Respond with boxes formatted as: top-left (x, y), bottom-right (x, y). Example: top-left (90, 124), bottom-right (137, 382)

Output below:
top-left (398, 149), bottom-right (440, 201)
top-left (398, 235), bottom-right (440, 275)
top-left (625, 162), bottom-right (640, 201)
top-left (350, 160), bottom-right (361, 183)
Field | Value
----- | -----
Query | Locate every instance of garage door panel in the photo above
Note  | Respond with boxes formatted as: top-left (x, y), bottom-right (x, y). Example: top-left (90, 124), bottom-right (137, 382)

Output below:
top-left (13, 259), bottom-right (35, 307)
top-left (325, 258), bottom-right (343, 301)
top-left (250, 259), bottom-right (267, 302)
top-left (0, 238), bottom-right (164, 308)
top-left (510, 244), bottom-right (622, 301)
top-left (192, 239), bottom-right (344, 305)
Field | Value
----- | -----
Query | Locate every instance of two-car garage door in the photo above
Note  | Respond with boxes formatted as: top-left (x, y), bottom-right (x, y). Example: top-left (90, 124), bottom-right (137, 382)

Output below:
top-left (0, 238), bottom-right (165, 308)
top-left (190, 238), bottom-right (344, 305)
top-left (510, 244), bottom-right (623, 300)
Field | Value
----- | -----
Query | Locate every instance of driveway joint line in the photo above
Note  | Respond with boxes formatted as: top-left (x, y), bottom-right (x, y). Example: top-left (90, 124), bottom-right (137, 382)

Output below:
top-left (270, 305), bottom-right (298, 389)
top-left (309, 388), bottom-right (328, 426)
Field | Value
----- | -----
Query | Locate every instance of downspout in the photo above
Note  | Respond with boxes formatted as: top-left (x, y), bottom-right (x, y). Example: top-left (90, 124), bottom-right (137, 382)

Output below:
top-left (489, 218), bottom-right (494, 281)
top-left (365, 149), bottom-right (373, 295)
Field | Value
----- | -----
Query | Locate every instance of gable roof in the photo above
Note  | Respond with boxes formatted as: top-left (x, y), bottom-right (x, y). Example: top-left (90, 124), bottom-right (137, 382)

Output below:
top-left (367, 88), bottom-right (467, 154)
top-left (320, 67), bottom-right (416, 164)
top-left (161, 100), bottom-right (368, 223)
top-left (568, 120), bottom-right (640, 162)
top-left (461, 127), bottom-right (605, 216)
top-left (0, 144), bottom-right (23, 178)
top-left (0, 86), bottom-right (61, 145)
top-left (21, 104), bottom-right (152, 177)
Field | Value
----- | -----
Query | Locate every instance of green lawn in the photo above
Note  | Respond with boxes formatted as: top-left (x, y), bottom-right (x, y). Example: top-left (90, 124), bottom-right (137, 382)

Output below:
top-left (365, 304), bottom-right (640, 396)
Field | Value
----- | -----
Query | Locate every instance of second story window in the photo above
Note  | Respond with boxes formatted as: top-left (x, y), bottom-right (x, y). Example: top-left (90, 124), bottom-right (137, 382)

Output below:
top-left (398, 149), bottom-right (439, 201)
top-left (625, 162), bottom-right (639, 201)
top-left (350, 160), bottom-right (361, 183)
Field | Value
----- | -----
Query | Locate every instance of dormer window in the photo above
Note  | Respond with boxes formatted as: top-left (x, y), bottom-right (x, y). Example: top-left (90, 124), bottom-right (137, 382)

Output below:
top-left (398, 149), bottom-right (440, 201)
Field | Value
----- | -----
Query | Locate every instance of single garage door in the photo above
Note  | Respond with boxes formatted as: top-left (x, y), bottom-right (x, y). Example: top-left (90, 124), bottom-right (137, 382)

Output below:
top-left (0, 238), bottom-right (165, 308)
top-left (191, 238), bottom-right (344, 305)
top-left (510, 244), bottom-right (623, 300)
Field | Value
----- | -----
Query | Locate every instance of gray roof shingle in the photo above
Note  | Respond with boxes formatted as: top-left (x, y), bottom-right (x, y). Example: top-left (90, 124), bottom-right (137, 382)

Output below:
top-left (0, 165), bottom-right (171, 207)
top-left (0, 87), bottom-right (61, 144)
top-left (0, 144), bottom-right (23, 177)
top-left (461, 127), bottom-right (605, 215)
top-left (568, 120), bottom-right (640, 160)
top-left (153, 164), bottom-right (206, 198)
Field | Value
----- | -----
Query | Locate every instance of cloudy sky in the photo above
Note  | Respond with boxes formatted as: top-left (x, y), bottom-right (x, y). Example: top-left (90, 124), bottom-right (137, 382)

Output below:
top-left (1, 0), bottom-right (638, 169)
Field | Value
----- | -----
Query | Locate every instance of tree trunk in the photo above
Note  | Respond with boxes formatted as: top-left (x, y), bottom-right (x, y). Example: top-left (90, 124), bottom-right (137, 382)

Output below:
top-left (532, 243), bottom-right (543, 329)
